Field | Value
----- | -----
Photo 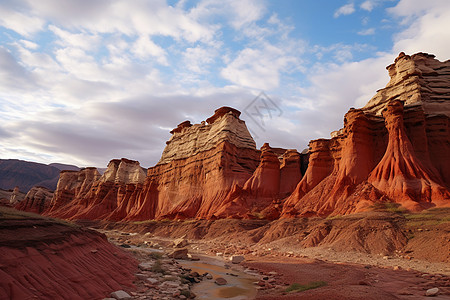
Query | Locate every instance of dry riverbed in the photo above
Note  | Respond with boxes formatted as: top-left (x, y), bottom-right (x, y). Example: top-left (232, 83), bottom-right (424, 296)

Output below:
top-left (99, 228), bottom-right (450, 300)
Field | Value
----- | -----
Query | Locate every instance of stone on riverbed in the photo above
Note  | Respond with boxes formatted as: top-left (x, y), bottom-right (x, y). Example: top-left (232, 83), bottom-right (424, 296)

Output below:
top-left (110, 290), bottom-right (131, 300)
top-left (215, 277), bottom-right (228, 285)
top-left (230, 255), bottom-right (245, 264)
top-left (167, 247), bottom-right (189, 259)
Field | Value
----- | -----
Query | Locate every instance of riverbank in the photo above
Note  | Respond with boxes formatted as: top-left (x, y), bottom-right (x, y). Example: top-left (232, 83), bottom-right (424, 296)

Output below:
top-left (100, 223), bottom-right (450, 300)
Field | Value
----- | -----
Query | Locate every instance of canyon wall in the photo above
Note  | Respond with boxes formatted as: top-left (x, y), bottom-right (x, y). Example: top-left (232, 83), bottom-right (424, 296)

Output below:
top-left (282, 52), bottom-right (450, 217)
top-left (15, 186), bottom-right (53, 214)
top-left (26, 52), bottom-right (449, 221)
top-left (45, 107), bottom-right (304, 221)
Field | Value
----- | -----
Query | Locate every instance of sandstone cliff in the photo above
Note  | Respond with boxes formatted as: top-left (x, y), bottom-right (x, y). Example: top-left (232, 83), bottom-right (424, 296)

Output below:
top-left (15, 186), bottom-right (53, 214)
top-left (43, 107), bottom-right (304, 221)
top-left (36, 52), bottom-right (450, 221)
top-left (282, 52), bottom-right (450, 217)
top-left (46, 159), bottom-right (146, 220)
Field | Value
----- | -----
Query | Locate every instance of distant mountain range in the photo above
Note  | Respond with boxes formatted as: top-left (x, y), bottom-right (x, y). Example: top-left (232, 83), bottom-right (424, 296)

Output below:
top-left (0, 159), bottom-right (79, 192)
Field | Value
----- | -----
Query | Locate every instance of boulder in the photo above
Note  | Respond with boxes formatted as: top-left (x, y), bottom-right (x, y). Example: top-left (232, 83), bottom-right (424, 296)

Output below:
top-left (215, 277), bottom-right (227, 285)
top-left (167, 248), bottom-right (188, 259)
top-left (173, 237), bottom-right (189, 248)
top-left (230, 255), bottom-right (245, 264)
top-left (110, 290), bottom-right (131, 300)
top-left (425, 288), bottom-right (439, 297)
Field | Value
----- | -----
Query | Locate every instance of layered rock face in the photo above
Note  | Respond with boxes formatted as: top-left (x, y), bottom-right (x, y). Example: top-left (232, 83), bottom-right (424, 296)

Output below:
top-left (44, 107), bottom-right (304, 221)
top-left (282, 52), bottom-right (450, 217)
top-left (0, 208), bottom-right (136, 300)
top-left (46, 159), bottom-right (146, 220)
top-left (36, 52), bottom-right (449, 220)
top-left (15, 186), bottom-right (53, 214)
top-left (121, 108), bottom-right (303, 220)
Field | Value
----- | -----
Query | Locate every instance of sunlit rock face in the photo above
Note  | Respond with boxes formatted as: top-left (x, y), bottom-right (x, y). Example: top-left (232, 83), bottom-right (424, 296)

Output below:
top-left (45, 159), bottom-right (146, 220)
top-left (282, 53), bottom-right (450, 217)
top-left (158, 107), bottom-right (256, 165)
top-left (15, 186), bottom-right (53, 213)
top-left (36, 52), bottom-right (449, 221)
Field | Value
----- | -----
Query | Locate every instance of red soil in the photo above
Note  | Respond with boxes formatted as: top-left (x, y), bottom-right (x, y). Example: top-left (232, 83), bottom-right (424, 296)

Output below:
top-left (244, 256), bottom-right (450, 300)
top-left (0, 207), bottom-right (137, 300)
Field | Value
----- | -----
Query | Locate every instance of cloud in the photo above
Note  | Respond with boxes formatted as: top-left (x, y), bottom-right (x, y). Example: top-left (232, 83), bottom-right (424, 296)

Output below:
top-left (0, 3), bottom-right (44, 37)
top-left (182, 45), bottom-right (217, 74)
top-left (132, 36), bottom-right (168, 65)
top-left (360, 1), bottom-right (375, 12)
top-left (221, 43), bottom-right (301, 90)
top-left (19, 39), bottom-right (39, 50)
top-left (190, 0), bottom-right (266, 30)
top-left (334, 3), bottom-right (355, 18)
top-left (358, 28), bottom-right (375, 35)
top-left (0, 47), bottom-right (37, 91)
top-left (49, 25), bottom-right (100, 52)
top-left (389, 0), bottom-right (450, 60)
top-left (12, 0), bottom-right (215, 43)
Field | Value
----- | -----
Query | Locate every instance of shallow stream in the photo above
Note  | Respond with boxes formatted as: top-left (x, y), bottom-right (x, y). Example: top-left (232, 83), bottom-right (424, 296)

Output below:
top-left (180, 258), bottom-right (258, 299)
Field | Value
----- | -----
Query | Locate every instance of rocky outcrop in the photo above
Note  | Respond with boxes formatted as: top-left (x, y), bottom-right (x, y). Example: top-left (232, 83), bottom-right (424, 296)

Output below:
top-left (44, 108), bottom-right (304, 221)
top-left (367, 101), bottom-right (449, 210)
top-left (123, 108), bottom-right (263, 220)
top-left (9, 186), bottom-right (24, 205)
top-left (363, 52), bottom-right (450, 117)
top-left (46, 159), bottom-right (145, 220)
top-left (0, 187), bottom-right (25, 206)
top-left (0, 207), bottom-right (136, 300)
top-left (158, 107), bottom-right (256, 164)
top-left (36, 52), bottom-right (450, 220)
top-left (212, 144), bottom-right (303, 220)
top-left (282, 53), bottom-right (450, 217)
top-left (15, 186), bottom-right (53, 213)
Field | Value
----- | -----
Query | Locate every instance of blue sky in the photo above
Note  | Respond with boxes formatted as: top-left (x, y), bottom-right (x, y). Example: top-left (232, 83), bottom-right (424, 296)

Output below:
top-left (1, 0), bottom-right (450, 167)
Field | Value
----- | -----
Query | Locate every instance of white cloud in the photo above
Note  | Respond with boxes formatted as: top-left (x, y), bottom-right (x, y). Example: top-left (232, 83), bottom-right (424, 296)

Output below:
top-left (20, 0), bottom-right (215, 43)
top-left (0, 5), bottom-right (44, 37)
top-left (19, 39), bottom-right (39, 50)
top-left (358, 28), bottom-right (375, 35)
top-left (190, 0), bottom-right (266, 30)
top-left (361, 1), bottom-right (375, 12)
top-left (49, 25), bottom-right (100, 52)
top-left (221, 42), bottom-right (301, 90)
top-left (389, 0), bottom-right (450, 60)
top-left (334, 3), bottom-right (355, 18)
top-left (132, 36), bottom-right (168, 65)
top-left (183, 45), bottom-right (217, 73)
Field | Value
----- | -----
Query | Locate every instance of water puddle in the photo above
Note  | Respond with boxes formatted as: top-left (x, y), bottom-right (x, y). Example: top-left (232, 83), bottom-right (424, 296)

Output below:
top-left (180, 258), bottom-right (258, 299)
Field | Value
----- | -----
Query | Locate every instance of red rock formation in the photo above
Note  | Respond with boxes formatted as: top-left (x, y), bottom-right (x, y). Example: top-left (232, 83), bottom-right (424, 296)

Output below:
top-left (40, 52), bottom-right (449, 221)
top-left (45, 108), bottom-right (303, 221)
top-left (151, 107), bottom-right (263, 220)
top-left (15, 186), bottom-right (53, 214)
top-left (211, 143), bottom-right (302, 220)
top-left (45, 109), bottom-right (262, 221)
top-left (46, 159), bottom-right (145, 220)
top-left (282, 52), bottom-right (450, 217)
top-left (367, 101), bottom-right (449, 210)
top-left (9, 186), bottom-right (24, 205)
top-left (0, 208), bottom-right (136, 300)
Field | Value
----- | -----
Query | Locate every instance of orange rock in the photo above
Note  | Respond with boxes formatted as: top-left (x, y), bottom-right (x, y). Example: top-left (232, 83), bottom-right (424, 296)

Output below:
top-left (41, 53), bottom-right (450, 221)
top-left (15, 186), bottom-right (53, 213)
top-left (367, 101), bottom-right (450, 210)
top-left (282, 52), bottom-right (450, 217)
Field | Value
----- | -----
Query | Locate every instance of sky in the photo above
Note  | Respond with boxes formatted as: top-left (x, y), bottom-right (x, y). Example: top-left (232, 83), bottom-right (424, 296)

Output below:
top-left (1, 0), bottom-right (450, 168)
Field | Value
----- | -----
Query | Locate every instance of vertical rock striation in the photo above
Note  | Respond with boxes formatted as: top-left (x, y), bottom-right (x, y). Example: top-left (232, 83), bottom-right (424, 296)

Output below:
top-left (282, 52), bottom-right (450, 217)
top-left (35, 52), bottom-right (450, 221)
